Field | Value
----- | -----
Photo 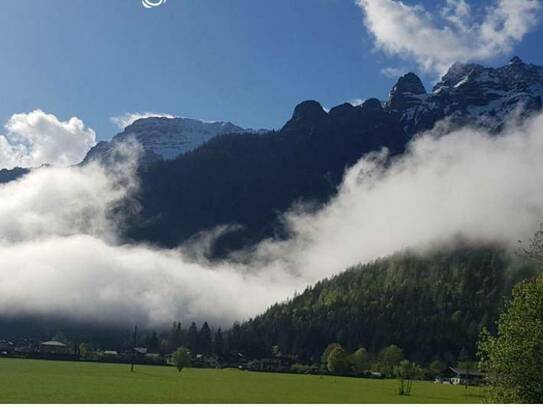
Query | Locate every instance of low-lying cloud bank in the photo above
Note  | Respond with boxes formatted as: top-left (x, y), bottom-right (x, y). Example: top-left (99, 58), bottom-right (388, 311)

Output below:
top-left (0, 110), bottom-right (96, 170)
top-left (357, 0), bottom-right (541, 76)
top-left (1, 113), bottom-right (543, 326)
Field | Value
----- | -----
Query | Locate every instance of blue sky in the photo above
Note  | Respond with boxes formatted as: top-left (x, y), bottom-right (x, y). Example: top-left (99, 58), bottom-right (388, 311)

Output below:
top-left (1, 0), bottom-right (542, 141)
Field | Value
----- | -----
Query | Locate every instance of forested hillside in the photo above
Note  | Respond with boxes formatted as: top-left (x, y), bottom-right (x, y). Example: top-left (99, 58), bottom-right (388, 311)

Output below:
top-left (117, 59), bottom-right (543, 256)
top-left (122, 100), bottom-right (407, 256)
top-left (230, 244), bottom-right (539, 365)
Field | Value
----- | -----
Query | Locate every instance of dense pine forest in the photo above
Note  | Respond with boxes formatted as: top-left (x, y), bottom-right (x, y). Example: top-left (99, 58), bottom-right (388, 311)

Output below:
top-left (226, 243), bottom-right (538, 366)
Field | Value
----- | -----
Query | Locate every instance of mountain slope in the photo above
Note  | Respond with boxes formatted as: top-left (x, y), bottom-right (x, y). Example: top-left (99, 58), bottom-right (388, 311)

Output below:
top-left (119, 58), bottom-right (543, 255)
top-left (229, 244), bottom-right (539, 364)
top-left (122, 99), bottom-right (407, 254)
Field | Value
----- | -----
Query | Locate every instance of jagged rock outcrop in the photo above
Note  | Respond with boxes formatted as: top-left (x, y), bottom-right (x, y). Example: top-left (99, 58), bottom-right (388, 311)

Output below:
top-left (388, 56), bottom-right (543, 135)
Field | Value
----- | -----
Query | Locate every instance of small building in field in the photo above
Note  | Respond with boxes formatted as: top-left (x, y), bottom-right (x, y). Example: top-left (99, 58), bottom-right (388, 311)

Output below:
top-left (449, 367), bottom-right (484, 386)
top-left (0, 341), bottom-right (14, 355)
top-left (39, 341), bottom-right (69, 354)
top-left (247, 356), bottom-right (294, 372)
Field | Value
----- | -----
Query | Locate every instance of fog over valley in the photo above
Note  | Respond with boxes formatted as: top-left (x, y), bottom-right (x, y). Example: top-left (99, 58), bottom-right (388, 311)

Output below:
top-left (1, 110), bottom-right (543, 327)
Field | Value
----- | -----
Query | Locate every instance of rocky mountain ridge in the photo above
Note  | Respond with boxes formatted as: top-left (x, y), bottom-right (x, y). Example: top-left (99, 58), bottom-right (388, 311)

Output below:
top-left (84, 116), bottom-right (267, 163)
top-left (386, 56), bottom-right (543, 134)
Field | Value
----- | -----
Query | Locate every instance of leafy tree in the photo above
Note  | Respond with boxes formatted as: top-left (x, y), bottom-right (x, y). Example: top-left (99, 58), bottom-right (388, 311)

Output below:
top-left (326, 345), bottom-right (350, 374)
top-left (428, 359), bottom-right (446, 377)
top-left (321, 343), bottom-right (342, 368)
top-left (78, 343), bottom-right (91, 359)
top-left (172, 347), bottom-right (192, 373)
top-left (350, 347), bottom-right (371, 374)
top-left (394, 360), bottom-right (423, 396)
top-left (478, 273), bottom-right (543, 403)
top-left (377, 345), bottom-right (404, 377)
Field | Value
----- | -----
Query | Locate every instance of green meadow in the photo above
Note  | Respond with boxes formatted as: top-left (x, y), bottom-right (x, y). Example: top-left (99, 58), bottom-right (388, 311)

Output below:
top-left (0, 358), bottom-right (483, 403)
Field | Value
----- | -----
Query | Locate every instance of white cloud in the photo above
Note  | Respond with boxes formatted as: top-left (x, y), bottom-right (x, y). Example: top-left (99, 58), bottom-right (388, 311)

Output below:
top-left (0, 141), bottom-right (299, 326)
top-left (357, 0), bottom-right (542, 76)
top-left (0, 110), bottom-right (96, 170)
top-left (348, 98), bottom-right (365, 106)
top-left (0, 141), bottom-right (140, 245)
top-left (380, 67), bottom-right (407, 78)
top-left (257, 114), bottom-right (543, 280)
top-left (0, 235), bottom-right (299, 326)
top-left (111, 112), bottom-right (177, 129)
top-left (2, 112), bottom-right (543, 327)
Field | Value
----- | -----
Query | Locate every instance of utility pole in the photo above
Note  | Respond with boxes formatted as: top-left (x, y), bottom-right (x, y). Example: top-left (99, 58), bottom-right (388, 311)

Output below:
top-left (130, 325), bottom-right (138, 372)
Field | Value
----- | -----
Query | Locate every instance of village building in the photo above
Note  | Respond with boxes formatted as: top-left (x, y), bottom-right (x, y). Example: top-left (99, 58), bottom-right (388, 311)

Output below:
top-left (39, 341), bottom-right (70, 355)
top-left (448, 367), bottom-right (484, 386)
top-left (0, 340), bottom-right (14, 355)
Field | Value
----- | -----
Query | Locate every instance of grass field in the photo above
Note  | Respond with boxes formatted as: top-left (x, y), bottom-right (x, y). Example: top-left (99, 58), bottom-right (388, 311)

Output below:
top-left (0, 358), bottom-right (484, 403)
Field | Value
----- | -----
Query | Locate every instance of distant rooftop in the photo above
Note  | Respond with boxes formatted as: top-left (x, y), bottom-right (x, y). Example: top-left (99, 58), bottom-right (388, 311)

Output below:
top-left (450, 367), bottom-right (484, 376)
top-left (40, 340), bottom-right (67, 347)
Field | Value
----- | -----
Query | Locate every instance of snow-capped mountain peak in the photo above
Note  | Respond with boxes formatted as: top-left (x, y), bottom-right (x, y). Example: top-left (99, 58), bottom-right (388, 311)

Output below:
top-left (84, 116), bottom-right (267, 163)
top-left (386, 57), bottom-right (543, 135)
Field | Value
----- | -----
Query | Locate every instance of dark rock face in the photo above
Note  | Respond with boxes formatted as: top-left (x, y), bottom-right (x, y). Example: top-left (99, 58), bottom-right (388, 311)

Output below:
top-left (361, 98), bottom-right (383, 113)
top-left (0, 167), bottom-right (29, 184)
top-left (388, 72), bottom-right (427, 111)
top-left (112, 59), bottom-right (543, 256)
top-left (281, 100), bottom-right (329, 135)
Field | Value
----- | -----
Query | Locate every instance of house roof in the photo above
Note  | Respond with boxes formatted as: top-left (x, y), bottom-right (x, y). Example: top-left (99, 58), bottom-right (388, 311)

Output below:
top-left (450, 367), bottom-right (484, 376)
top-left (40, 341), bottom-right (67, 347)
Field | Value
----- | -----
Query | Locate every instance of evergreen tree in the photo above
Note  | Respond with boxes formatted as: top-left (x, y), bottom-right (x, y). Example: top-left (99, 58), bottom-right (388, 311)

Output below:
top-left (145, 331), bottom-right (160, 353)
top-left (199, 322), bottom-right (212, 355)
top-left (228, 244), bottom-right (538, 364)
top-left (187, 322), bottom-right (199, 353)
top-left (214, 328), bottom-right (224, 357)
top-left (167, 322), bottom-right (184, 352)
